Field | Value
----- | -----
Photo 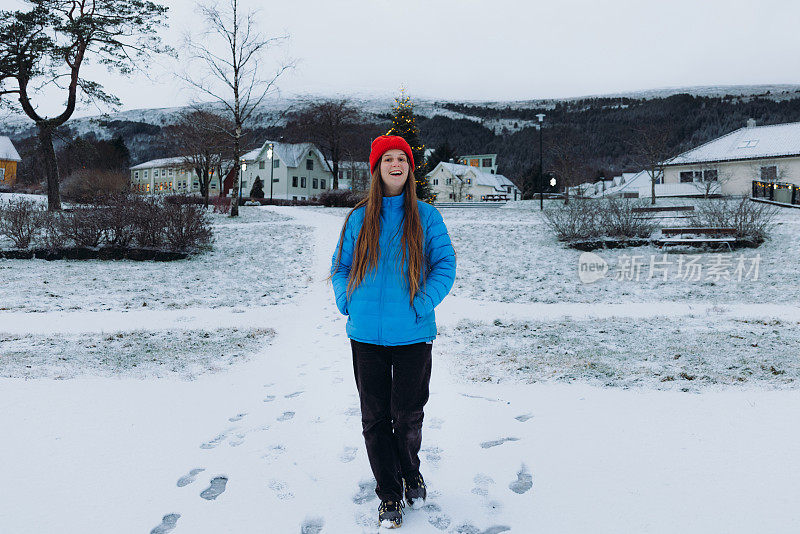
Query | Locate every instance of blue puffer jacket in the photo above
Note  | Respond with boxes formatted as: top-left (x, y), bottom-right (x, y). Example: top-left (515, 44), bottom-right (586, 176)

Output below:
top-left (330, 191), bottom-right (456, 346)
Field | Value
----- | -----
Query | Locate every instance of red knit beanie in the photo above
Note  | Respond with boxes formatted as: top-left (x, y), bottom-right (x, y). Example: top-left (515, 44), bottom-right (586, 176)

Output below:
top-left (369, 135), bottom-right (415, 174)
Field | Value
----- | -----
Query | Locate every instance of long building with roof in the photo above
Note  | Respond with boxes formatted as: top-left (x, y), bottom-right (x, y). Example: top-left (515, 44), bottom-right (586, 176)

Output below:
top-left (662, 119), bottom-right (800, 195)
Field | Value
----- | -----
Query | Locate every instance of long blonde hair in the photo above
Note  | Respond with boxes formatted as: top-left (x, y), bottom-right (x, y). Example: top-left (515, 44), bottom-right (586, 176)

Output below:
top-left (329, 166), bottom-right (425, 306)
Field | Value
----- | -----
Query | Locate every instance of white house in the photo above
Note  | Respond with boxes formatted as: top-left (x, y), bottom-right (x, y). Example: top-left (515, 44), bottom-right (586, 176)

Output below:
top-left (327, 160), bottom-right (370, 191)
top-left (426, 162), bottom-right (521, 202)
top-left (129, 157), bottom-right (225, 196)
top-left (458, 153), bottom-right (499, 175)
top-left (238, 140), bottom-right (333, 200)
top-left (662, 119), bottom-right (800, 196)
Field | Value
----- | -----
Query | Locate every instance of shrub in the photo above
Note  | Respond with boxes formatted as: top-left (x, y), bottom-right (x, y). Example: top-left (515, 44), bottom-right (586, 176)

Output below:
top-left (0, 198), bottom-right (42, 248)
top-left (318, 189), bottom-right (366, 207)
top-left (40, 211), bottom-right (71, 249)
top-left (542, 197), bottom-right (657, 241)
top-left (689, 196), bottom-right (778, 242)
top-left (130, 196), bottom-right (167, 248)
top-left (61, 169), bottom-right (129, 204)
top-left (164, 203), bottom-right (214, 252)
top-left (212, 195), bottom-right (231, 214)
top-left (60, 208), bottom-right (106, 247)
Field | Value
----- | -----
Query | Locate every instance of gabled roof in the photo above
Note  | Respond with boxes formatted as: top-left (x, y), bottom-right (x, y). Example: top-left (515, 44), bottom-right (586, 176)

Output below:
top-left (245, 140), bottom-right (327, 169)
top-left (0, 136), bottom-right (21, 162)
top-left (664, 121), bottom-right (800, 166)
top-left (130, 156), bottom-right (190, 170)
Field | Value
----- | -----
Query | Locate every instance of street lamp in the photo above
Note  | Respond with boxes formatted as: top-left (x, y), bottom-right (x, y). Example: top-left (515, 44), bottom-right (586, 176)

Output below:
top-left (266, 143), bottom-right (275, 201)
top-left (239, 159), bottom-right (247, 199)
top-left (550, 176), bottom-right (556, 188)
top-left (536, 113), bottom-right (545, 210)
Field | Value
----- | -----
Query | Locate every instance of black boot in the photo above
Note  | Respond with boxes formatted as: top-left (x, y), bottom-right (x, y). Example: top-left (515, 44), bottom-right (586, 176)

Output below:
top-left (378, 499), bottom-right (404, 529)
top-left (403, 473), bottom-right (427, 509)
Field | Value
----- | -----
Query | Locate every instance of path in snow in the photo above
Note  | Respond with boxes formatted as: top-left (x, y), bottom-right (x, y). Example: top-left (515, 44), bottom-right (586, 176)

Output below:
top-left (1, 205), bottom-right (798, 533)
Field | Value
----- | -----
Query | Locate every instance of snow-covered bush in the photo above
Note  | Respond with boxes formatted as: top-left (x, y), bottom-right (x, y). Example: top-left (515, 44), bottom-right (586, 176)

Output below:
top-left (130, 196), bottom-right (168, 248)
top-left (212, 195), bottom-right (231, 214)
top-left (689, 196), bottom-right (778, 242)
top-left (164, 203), bottom-right (214, 252)
top-left (60, 208), bottom-right (106, 247)
top-left (542, 197), bottom-right (656, 242)
top-left (0, 197), bottom-right (42, 248)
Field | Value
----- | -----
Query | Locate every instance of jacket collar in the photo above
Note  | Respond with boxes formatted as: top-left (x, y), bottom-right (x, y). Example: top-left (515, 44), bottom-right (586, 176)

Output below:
top-left (381, 190), bottom-right (405, 211)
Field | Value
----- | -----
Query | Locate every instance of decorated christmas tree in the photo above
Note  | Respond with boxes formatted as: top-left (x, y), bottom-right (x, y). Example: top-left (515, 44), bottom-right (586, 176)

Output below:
top-left (387, 89), bottom-right (433, 202)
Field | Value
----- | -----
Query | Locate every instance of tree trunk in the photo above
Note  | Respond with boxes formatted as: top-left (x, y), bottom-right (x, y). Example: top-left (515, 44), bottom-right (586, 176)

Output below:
top-left (651, 171), bottom-right (656, 205)
top-left (230, 126), bottom-right (241, 217)
top-left (38, 125), bottom-right (62, 211)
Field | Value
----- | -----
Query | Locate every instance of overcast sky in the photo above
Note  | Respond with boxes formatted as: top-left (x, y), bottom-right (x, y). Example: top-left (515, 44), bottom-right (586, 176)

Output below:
top-left (9, 0), bottom-right (800, 116)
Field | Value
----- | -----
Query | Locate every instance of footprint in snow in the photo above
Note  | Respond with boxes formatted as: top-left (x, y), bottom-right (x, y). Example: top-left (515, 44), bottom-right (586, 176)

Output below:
top-left (461, 393), bottom-right (501, 403)
top-left (471, 473), bottom-right (494, 496)
top-left (353, 479), bottom-right (377, 504)
top-left (427, 417), bottom-right (444, 430)
top-left (422, 446), bottom-right (442, 467)
top-left (339, 446), bottom-right (358, 463)
top-left (268, 479), bottom-right (295, 500)
top-left (200, 476), bottom-right (228, 500)
top-left (480, 437), bottom-right (520, 449)
top-left (509, 464), bottom-right (533, 494)
top-left (149, 513), bottom-right (180, 534)
top-left (229, 433), bottom-right (246, 447)
top-left (300, 516), bottom-right (324, 534)
top-left (200, 431), bottom-right (230, 449)
top-left (515, 413), bottom-right (534, 422)
top-left (228, 412), bottom-right (247, 422)
top-left (285, 391), bottom-right (305, 398)
top-left (262, 444), bottom-right (287, 464)
top-left (453, 524), bottom-right (511, 534)
top-left (176, 468), bottom-right (205, 487)
top-left (263, 395), bottom-right (276, 402)
top-left (278, 411), bottom-right (295, 422)
top-left (421, 502), bottom-right (451, 531)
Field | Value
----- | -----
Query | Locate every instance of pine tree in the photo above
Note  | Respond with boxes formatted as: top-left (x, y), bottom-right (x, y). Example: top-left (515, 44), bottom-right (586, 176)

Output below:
top-left (387, 90), bottom-right (433, 202)
top-left (249, 177), bottom-right (265, 199)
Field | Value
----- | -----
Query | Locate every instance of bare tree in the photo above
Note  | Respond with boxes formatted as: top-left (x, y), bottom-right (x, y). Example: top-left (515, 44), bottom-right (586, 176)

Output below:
top-left (180, 0), bottom-right (292, 217)
top-left (164, 110), bottom-right (233, 207)
top-left (285, 98), bottom-right (362, 190)
top-left (0, 0), bottom-right (170, 211)
top-left (448, 175), bottom-right (467, 202)
top-left (546, 126), bottom-right (592, 205)
top-left (688, 165), bottom-right (730, 198)
top-left (627, 124), bottom-right (674, 205)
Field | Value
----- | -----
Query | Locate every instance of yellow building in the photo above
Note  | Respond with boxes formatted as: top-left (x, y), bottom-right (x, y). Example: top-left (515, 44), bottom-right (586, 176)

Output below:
top-left (0, 136), bottom-right (21, 187)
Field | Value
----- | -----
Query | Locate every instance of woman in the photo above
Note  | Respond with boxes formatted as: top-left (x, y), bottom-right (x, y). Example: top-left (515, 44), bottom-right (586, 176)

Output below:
top-left (330, 135), bottom-right (456, 529)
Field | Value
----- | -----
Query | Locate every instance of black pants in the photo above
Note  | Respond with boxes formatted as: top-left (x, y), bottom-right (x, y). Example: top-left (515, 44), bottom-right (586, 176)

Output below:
top-left (350, 339), bottom-right (433, 502)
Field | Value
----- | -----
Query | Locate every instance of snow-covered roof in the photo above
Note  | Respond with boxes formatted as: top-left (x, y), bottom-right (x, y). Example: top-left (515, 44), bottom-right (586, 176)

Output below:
top-left (0, 136), bottom-right (21, 162)
top-left (245, 140), bottom-right (326, 169)
top-left (129, 157), bottom-right (189, 170)
top-left (326, 160), bottom-right (369, 170)
top-left (664, 121), bottom-right (800, 166)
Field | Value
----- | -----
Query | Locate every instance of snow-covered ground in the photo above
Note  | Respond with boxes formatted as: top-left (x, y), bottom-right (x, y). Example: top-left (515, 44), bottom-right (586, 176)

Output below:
top-left (1, 198), bottom-right (799, 533)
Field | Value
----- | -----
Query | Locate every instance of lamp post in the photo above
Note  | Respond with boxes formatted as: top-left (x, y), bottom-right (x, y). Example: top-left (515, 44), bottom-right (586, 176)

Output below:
top-left (536, 113), bottom-right (545, 210)
top-left (239, 159), bottom-right (246, 199)
top-left (267, 143), bottom-right (275, 201)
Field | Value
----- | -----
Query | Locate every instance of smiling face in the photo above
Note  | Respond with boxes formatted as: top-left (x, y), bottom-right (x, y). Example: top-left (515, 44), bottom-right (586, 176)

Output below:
top-left (379, 149), bottom-right (409, 196)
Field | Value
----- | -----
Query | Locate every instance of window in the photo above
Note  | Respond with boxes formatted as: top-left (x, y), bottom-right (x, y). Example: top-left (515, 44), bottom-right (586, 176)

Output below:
top-left (301, 177), bottom-right (307, 188)
top-left (680, 171), bottom-right (702, 183)
top-left (210, 182), bottom-right (217, 189)
top-left (482, 158), bottom-right (492, 167)
top-left (293, 196), bottom-right (298, 200)
top-left (737, 139), bottom-right (759, 149)
top-left (467, 194), bottom-right (473, 200)
top-left (193, 181), bottom-right (199, 188)
top-left (168, 168), bottom-right (173, 176)
top-left (273, 159), bottom-right (280, 169)
top-left (465, 178), bottom-right (471, 184)
top-left (433, 178), bottom-right (438, 185)
top-left (449, 193), bottom-right (454, 199)
top-left (338, 170), bottom-right (344, 179)
top-left (446, 178), bottom-right (452, 185)
top-left (761, 166), bottom-right (777, 181)
top-left (292, 176), bottom-right (298, 187)
top-left (259, 161), bottom-right (265, 170)
top-left (134, 171), bottom-right (139, 179)
top-left (144, 170), bottom-right (149, 178)
top-left (346, 170), bottom-right (352, 179)
top-left (320, 179), bottom-right (326, 189)
top-left (306, 159), bottom-right (314, 170)
top-left (703, 170), bottom-right (718, 182)
top-left (312, 178), bottom-right (318, 189)
top-left (146, 183), bottom-right (150, 191)
top-left (469, 159), bottom-right (479, 167)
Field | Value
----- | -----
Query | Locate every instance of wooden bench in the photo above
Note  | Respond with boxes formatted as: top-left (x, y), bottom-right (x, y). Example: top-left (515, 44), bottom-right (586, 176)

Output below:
top-left (633, 205), bottom-right (695, 220)
top-left (657, 227), bottom-right (737, 251)
top-left (481, 194), bottom-right (509, 201)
